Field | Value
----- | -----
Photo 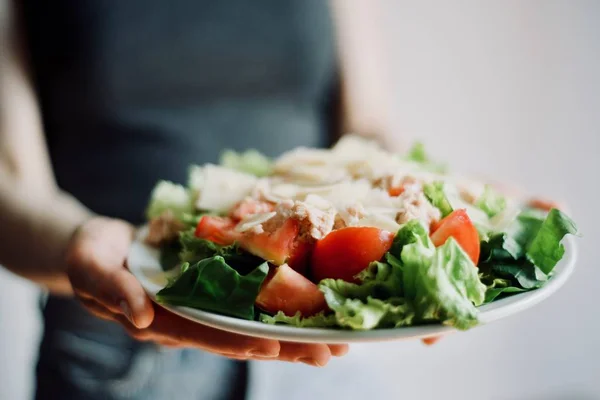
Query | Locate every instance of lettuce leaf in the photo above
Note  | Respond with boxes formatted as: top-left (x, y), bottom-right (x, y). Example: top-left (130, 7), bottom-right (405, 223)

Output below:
top-left (487, 262), bottom-right (548, 289)
top-left (179, 230), bottom-right (264, 274)
top-left (479, 274), bottom-right (526, 303)
top-left (423, 182), bottom-right (453, 218)
top-left (390, 220), bottom-right (436, 299)
top-left (316, 259), bottom-right (412, 330)
top-left (399, 233), bottom-right (486, 330)
top-left (316, 261), bottom-right (403, 305)
top-left (481, 208), bottom-right (578, 274)
top-left (319, 284), bottom-right (414, 330)
top-left (404, 142), bottom-right (447, 173)
top-left (145, 180), bottom-right (193, 219)
top-left (219, 149), bottom-right (272, 177)
top-left (526, 209), bottom-right (579, 274)
top-left (476, 185), bottom-right (506, 218)
top-left (477, 208), bottom-right (578, 302)
top-left (406, 142), bottom-right (428, 163)
top-left (156, 256), bottom-right (268, 320)
top-left (259, 311), bottom-right (338, 328)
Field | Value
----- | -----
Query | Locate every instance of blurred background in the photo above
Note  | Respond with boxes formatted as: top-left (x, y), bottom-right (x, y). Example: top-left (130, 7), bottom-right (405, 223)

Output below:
top-left (1, 1), bottom-right (599, 399)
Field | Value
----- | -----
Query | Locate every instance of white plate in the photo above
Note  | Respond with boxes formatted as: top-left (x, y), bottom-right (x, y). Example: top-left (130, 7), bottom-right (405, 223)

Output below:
top-left (128, 226), bottom-right (577, 343)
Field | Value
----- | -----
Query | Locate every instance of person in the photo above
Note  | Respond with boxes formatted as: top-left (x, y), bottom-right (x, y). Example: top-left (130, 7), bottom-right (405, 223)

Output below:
top-left (0, 1), bottom-right (438, 399)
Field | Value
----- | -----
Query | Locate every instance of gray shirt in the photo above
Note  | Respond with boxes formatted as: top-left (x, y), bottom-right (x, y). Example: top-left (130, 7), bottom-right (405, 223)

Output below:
top-left (22, 1), bottom-right (338, 399)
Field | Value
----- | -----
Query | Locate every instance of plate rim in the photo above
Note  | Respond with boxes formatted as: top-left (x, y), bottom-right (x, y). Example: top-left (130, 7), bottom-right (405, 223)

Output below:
top-left (127, 227), bottom-right (577, 343)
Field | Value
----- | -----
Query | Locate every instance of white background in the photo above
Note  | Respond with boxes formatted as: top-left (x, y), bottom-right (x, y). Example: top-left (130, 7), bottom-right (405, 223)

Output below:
top-left (1, 1), bottom-right (599, 399)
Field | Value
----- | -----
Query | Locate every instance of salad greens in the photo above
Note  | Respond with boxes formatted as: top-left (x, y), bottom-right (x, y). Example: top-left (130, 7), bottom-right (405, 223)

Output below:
top-left (261, 311), bottom-right (338, 328)
top-left (146, 139), bottom-right (579, 332)
top-left (309, 220), bottom-right (486, 330)
top-left (146, 181), bottom-right (193, 220)
top-left (219, 148), bottom-right (273, 177)
top-left (156, 257), bottom-right (268, 320)
top-left (476, 185), bottom-right (507, 218)
top-left (423, 182), bottom-right (453, 218)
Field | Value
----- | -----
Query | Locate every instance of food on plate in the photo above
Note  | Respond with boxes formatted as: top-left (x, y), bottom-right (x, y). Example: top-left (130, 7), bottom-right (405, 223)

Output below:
top-left (143, 135), bottom-right (579, 331)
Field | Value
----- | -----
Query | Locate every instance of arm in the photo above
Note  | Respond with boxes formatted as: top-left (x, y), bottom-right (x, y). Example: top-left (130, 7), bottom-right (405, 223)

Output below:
top-left (330, 0), bottom-right (400, 150)
top-left (0, 1), bottom-right (348, 365)
top-left (0, 0), bottom-right (91, 295)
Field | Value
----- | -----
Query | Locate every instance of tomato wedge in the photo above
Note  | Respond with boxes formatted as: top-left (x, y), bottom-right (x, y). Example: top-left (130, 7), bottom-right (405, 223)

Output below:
top-left (388, 186), bottom-right (405, 197)
top-left (430, 209), bottom-right (480, 265)
top-left (241, 218), bottom-right (300, 266)
top-left (194, 216), bottom-right (238, 245)
top-left (194, 216), bottom-right (310, 267)
top-left (255, 264), bottom-right (328, 317)
top-left (311, 227), bottom-right (394, 283)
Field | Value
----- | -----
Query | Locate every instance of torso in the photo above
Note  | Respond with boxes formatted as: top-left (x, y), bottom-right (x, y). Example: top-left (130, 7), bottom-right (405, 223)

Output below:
top-left (21, 2), bottom-right (338, 399)
top-left (22, 0), bottom-right (338, 223)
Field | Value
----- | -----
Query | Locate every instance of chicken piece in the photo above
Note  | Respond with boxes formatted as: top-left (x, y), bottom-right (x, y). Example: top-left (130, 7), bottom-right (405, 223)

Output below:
top-left (145, 210), bottom-right (186, 247)
top-left (262, 200), bottom-right (335, 240)
top-left (395, 186), bottom-right (441, 228)
top-left (337, 203), bottom-right (366, 228)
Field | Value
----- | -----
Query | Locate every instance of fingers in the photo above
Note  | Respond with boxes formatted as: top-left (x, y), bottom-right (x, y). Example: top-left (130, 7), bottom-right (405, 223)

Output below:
top-left (115, 307), bottom-right (348, 366)
top-left (277, 342), bottom-right (332, 366)
top-left (79, 298), bottom-right (118, 322)
top-left (103, 268), bottom-right (155, 328)
top-left (66, 218), bottom-right (155, 329)
top-left (328, 344), bottom-right (349, 357)
top-left (117, 307), bottom-right (280, 357)
top-left (422, 336), bottom-right (442, 346)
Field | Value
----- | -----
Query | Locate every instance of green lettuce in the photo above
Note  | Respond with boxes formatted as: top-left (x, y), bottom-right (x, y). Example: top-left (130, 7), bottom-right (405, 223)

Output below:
top-left (404, 142), bottom-right (447, 173)
top-left (259, 311), bottom-right (338, 328)
top-left (401, 238), bottom-right (486, 330)
top-left (482, 208), bottom-right (578, 274)
top-left (319, 283), bottom-right (414, 330)
top-left (423, 182), bottom-right (453, 218)
top-left (479, 274), bottom-right (526, 303)
top-left (178, 230), bottom-right (263, 274)
top-left (395, 223), bottom-right (486, 330)
top-left (476, 185), bottom-right (506, 218)
top-left (406, 142), bottom-right (428, 163)
top-left (313, 257), bottom-right (412, 330)
top-left (156, 256), bottom-right (268, 320)
top-left (478, 208), bottom-right (578, 302)
top-left (526, 209), bottom-right (579, 274)
top-left (219, 149), bottom-right (272, 177)
top-left (146, 180), bottom-right (193, 219)
top-left (390, 220), bottom-right (436, 299)
top-left (486, 262), bottom-right (548, 290)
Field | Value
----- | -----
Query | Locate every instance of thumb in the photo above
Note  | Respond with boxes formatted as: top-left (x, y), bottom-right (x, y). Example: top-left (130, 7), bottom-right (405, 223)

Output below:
top-left (67, 218), bottom-right (155, 328)
top-left (102, 266), bottom-right (155, 329)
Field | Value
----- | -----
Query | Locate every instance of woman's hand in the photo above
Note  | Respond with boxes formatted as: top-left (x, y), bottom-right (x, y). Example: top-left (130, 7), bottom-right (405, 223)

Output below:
top-left (65, 217), bottom-right (348, 367)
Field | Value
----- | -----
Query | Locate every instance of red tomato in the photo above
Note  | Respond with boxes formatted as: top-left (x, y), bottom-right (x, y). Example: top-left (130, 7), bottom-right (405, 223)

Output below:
top-left (388, 186), bottom-right (405, 197)
top-left (196, 216), bottom-right (308, 267)
top-left (286, 240), bottom-right (313, 276)
top-left (240, 218), bottom-right (300, 266)
top-left (430, 209), bottom-right (480, 265)
top-left (311, 227), bottom-right (394, 283)
top-left (194, 216), bottom-right (238, 245)
top-left (255, 264), bottom-right (328, 317)
top-left (230, 199), bottom-right (275, 221)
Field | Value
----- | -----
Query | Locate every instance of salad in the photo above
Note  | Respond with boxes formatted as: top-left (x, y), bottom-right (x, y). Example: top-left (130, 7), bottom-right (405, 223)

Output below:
top-left (143, 135), bottom-right (579, 331)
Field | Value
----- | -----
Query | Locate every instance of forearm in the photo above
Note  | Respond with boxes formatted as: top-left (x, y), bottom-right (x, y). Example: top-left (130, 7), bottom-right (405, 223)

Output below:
top-left (0, 167), bottom-right (92, 295)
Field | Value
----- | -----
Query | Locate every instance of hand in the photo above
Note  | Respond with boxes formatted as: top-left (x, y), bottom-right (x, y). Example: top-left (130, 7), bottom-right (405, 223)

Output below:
top-left (65, 217), bottom-right (348, 367)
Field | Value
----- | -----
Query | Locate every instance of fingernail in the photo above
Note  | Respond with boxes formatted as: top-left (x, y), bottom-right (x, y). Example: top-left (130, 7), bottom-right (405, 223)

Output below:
top-left (298, 357), bottom-right (324, 367)
top-left (119, 300), bottom-right (135, 326)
